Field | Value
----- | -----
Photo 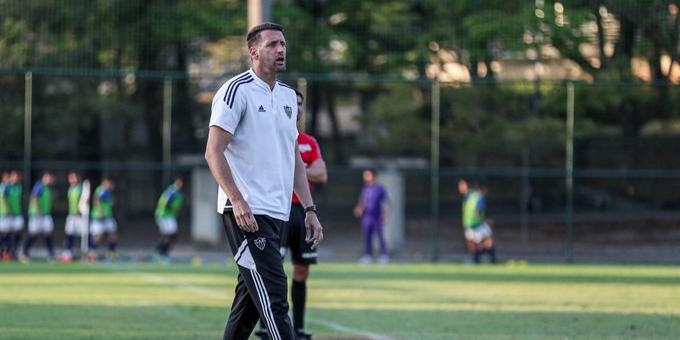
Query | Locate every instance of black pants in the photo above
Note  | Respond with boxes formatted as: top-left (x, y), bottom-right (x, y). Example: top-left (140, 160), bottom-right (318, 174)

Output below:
top-left (221, 213), bottom-right (295, 340)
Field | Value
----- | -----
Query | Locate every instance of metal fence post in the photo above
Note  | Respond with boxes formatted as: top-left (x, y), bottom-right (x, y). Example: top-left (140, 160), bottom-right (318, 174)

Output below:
top-left (565, 82), bottom-right (575, 263)
top-left (430, 81), bottom-right (441, 262)
top-left (520, 148), bottom-right (530, 245)
top-left (23, 72), bottom-right (33, 191)
top-left (162, 77), bottom-right (173, 186)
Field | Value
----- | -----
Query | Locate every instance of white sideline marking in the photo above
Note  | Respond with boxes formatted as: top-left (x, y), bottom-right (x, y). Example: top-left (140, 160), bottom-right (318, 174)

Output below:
top-left (136, 272), bottom-right (228, 300)
top-left (132, 271), bottom-right (393, 340)
top-left (307, 317), bottom-right (394, 340)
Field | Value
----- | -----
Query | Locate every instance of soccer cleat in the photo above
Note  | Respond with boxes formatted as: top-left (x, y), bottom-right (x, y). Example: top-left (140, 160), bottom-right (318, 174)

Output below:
top-left (59, 251), bottom-right (73, 263)
top-left (85, 251), bottom-right (98, 263)
top-left (1, 251), bottom-right (11, 262)
top-left (17, 252), bottom-right (30, 264)
top-left (296, 329), bottom-right (313, 340)
top-left (358, 255), bottom-right (372, 264)
top-left (106, 251), bottom-right (118, 261)
top-left (378, 254), bottom-right (389, 264)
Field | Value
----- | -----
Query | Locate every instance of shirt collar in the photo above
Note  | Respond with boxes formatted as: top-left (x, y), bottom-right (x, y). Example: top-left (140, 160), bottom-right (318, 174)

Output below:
top-left (249, 68), bottom-right (277, 92)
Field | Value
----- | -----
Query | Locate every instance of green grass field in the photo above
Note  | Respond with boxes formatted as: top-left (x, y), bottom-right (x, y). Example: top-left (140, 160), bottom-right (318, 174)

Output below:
top-left (1, 261), bottom-right (679, 339)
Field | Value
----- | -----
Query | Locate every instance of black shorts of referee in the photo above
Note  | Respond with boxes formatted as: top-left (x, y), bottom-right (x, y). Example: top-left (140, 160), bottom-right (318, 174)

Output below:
top-left (280, 203), bottom-right (318, 264)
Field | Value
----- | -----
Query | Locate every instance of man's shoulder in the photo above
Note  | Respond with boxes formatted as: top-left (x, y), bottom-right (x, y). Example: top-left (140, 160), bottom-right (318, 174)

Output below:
top-left (223, 70), bottom-right (253, 86)
top-left (276, 80), bottom-right (296, 93)
top-left (298, 131), bottom-right (318, 143)
top-left (215, 70), bottom-right (256, 104)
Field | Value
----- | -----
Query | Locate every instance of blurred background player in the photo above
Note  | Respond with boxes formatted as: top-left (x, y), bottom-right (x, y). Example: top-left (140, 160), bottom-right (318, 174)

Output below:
top-left (458, 179), bottom-right (497, 264)
top-left (0, 171), bottom-right (10, 260)
top-left (60, 171), bottom-right (85, 262)
top-left (257, 89), bottom-right (328, 340)
top-left (21, 171), bottom-right (56, 262)
top-left (154, 176), bottom-right (184, 261)
top-left (90, 176), bottom-right (118, 260)
top-left (6, 170), bottom-right (24, 260)
top-left (354, 168), bottom-right (390, 264)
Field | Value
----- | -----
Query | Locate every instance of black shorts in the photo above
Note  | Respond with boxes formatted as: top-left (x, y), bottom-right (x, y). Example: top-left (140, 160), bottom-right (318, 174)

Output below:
top-left (280, 203), bottom-right (318, 265)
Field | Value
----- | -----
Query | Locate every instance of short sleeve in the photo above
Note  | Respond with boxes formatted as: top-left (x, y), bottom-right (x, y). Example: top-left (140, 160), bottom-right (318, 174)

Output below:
top-left (31, 184), bottom-right (42, 197)
top-left (309, 136), bottom-right (322, 162)
top-left (476, 196), bottom-right (486, 211)
top-left (209, 82), bottom-right (245, 135)
top-left (166, 189), bottom-right (177, 204)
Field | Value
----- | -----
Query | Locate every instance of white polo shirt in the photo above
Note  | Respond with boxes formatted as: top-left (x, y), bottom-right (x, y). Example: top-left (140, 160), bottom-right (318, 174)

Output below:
top-left (209, 69), bottom-right (299, 221)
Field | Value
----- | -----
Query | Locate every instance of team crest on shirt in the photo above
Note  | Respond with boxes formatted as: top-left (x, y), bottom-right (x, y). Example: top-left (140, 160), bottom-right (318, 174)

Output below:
top-left (284, 105), bottom-right (292, 119)
top-left (254, 237), bottom-right (267, 250)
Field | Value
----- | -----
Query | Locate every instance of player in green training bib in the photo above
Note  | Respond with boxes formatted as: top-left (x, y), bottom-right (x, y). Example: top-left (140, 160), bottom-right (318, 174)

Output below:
top-left (458, 179), bottom-right (497, 264)
top-left (60, 171), bottom-right (87, 262)
top-left (0, 171), bottom-right (11, 260)
top-left (90, 176), bottom-right (118, 260)
top-left (4, 170), bottom-right (24, 260)
top-left (21, 171), bottom-right (56, 262)
top-left (154, 177), bottom-right (184, 260)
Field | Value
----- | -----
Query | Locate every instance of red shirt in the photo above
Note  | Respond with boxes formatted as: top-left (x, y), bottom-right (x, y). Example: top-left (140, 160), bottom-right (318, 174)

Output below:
top-left (292, 132), bottom-right (322, 204)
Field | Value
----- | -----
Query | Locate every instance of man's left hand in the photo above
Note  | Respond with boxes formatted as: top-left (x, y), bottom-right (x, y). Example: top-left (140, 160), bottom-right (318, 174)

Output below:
top-left (304, 212), bottom-right (324, 250)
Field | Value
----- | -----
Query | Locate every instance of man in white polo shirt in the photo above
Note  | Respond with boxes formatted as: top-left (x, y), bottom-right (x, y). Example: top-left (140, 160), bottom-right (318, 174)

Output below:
top-left (205, 22), bottom-right (324, 340)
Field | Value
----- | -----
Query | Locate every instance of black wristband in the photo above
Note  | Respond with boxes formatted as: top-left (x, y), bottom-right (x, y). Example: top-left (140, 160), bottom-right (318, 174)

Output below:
top-left (304, 204), bottom-right (317, 214)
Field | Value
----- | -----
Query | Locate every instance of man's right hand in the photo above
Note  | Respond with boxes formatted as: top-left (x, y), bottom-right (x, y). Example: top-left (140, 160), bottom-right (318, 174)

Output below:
top-left (232, 198), bottom-right (258, 232)
top-left (353, 205), bottom-right (363, 218)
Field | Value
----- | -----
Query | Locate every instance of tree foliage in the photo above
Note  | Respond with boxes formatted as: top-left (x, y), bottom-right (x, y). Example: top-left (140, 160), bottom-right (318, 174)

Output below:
top-left (0, 0), bottom-right (678, 166)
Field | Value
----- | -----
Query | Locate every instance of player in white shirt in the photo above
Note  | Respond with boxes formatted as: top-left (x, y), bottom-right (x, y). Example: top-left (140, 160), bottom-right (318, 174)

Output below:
top-left (205, 22), bottom-right (324, 340)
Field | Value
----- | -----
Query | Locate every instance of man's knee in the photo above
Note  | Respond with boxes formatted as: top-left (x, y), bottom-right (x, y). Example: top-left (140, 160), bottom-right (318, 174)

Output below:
top-left (466, 240), bottom-right (477, 252)
top-left (292, 264), bottom-right (309, 282)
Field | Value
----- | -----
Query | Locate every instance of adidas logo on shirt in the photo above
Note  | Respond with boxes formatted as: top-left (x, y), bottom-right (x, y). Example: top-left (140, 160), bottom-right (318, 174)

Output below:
top-left (258, 105), bottom-right (266, 112)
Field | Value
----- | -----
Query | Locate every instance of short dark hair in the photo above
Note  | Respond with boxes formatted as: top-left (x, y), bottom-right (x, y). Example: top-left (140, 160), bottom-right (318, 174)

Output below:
top-left (363, 168), bottom-right (377, 176)
top-left (247, 22), bottom-right (284, 48)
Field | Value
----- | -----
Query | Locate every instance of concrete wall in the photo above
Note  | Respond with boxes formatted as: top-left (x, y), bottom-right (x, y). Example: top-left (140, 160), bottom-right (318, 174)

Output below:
top-left (191, 167), bottom-right (221, 246)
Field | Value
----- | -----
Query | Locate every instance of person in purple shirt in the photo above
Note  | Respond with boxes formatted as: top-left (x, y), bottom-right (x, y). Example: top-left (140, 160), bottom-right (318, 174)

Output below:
top-left (354, 168), bottom-right (390, 264)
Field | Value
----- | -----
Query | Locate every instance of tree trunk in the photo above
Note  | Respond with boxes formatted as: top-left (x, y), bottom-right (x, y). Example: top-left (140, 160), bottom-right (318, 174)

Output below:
top-left (470, 56), bottom-right (480, 82)
top-left (612, 15), bottom-right (636, 79)
top-left (594, 0), bottom-right (607, 69)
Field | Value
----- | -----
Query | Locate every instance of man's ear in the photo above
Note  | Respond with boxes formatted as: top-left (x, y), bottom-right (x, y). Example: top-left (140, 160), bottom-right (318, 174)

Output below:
top-left (249, 46), bottom-right (258, 60)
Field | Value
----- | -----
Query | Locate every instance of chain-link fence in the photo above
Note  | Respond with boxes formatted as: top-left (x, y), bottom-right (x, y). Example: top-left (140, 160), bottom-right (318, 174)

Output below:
top-left (1, 71), bottom-right (679, 262)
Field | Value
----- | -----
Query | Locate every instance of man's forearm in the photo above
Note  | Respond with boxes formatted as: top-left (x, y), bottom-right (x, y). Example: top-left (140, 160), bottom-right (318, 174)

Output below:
top-left (306, 159), bottom-right (327, 184)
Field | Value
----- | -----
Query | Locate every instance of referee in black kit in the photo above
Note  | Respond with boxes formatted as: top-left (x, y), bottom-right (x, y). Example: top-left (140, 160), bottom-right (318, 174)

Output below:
top-left (205, 23), bottom-right (324, 340)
